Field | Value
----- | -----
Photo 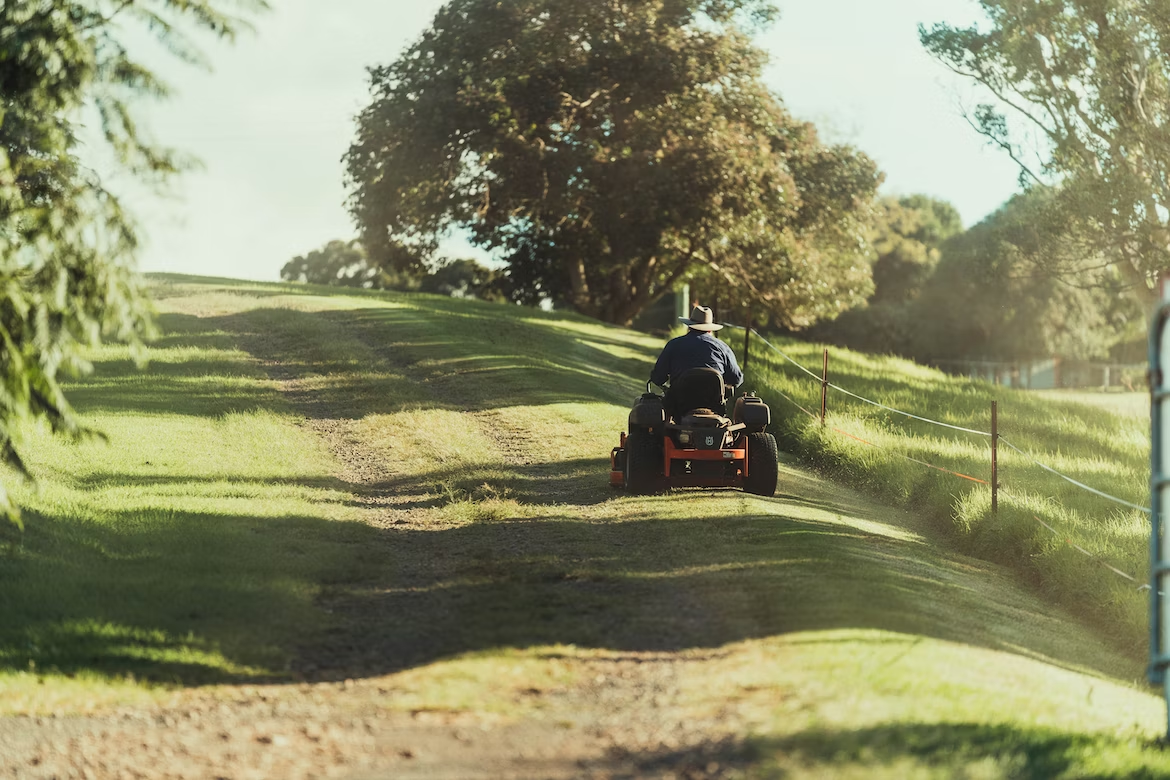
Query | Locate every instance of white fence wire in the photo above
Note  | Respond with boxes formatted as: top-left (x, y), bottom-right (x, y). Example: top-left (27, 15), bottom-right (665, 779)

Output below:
top-left (727, 323), bottom-right (1151, 593)
top-left (998, 437), bottom-right (1151, 515)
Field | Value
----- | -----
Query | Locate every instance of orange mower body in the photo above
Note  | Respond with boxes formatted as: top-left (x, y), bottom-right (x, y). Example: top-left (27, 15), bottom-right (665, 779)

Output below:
top-left (610, 369), bottom-right (779, 496)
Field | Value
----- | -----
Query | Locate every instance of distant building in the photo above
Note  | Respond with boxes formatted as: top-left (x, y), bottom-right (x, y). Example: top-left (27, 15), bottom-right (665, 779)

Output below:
top-left (932, 357), bottom-right (1146, 390)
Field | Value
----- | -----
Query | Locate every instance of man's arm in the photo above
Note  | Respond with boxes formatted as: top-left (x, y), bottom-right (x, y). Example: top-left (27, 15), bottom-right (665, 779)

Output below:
top-left (722, 341), bottom-right (744, 388)
top-left (650, 339), bottom-right (673, 387)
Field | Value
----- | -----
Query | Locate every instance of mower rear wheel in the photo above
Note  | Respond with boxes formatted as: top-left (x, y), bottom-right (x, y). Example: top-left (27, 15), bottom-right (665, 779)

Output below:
top-left (744, 432), bottom-right (779, 496)
top-left (624, 429), bottom-right (663, 494)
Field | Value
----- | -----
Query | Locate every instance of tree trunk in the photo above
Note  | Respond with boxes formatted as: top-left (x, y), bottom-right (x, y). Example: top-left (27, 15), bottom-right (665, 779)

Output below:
top-left (568, 257), bottom-right (598, 318)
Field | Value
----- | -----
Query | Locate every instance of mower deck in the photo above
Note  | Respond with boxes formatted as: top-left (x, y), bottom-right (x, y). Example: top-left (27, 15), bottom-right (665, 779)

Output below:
top-left (610, 431), bottom-right (752, 490)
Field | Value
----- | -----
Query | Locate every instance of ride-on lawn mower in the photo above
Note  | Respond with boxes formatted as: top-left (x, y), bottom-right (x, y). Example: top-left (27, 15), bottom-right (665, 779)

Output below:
top-left (610, 368), bottom-right (779, 495)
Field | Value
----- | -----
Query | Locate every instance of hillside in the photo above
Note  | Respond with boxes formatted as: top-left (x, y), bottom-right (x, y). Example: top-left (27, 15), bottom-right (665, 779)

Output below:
top-left (0, 276), bottom-right (1167, 779)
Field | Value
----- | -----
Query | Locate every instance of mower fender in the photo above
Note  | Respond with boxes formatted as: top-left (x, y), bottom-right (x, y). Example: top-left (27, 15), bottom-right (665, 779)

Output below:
top-left (629, 394), bottom-right (665, 430)
top-left (610, 433), bottom-right (627, 487)
top-left (734, 395), bottom-right (770, 433)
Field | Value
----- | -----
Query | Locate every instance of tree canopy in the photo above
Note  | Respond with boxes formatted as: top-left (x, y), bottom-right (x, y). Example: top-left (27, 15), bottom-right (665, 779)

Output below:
top-left (869, 195), bottom-right (962, 304)
top-left (0, 0), bottom-right (264, 526)
top-left (806, 189), bottom-right (1141, 364)
top-left (913, 189), bottom-right (1141, 364)
top-left (921, 0), bottom-right (1170, 311)
top-left (282, 240), bottom-right (386, 289)
top-left (346, 0), bottom-right (881, 327)
top-left (805, 194), bottom-right (962, 354)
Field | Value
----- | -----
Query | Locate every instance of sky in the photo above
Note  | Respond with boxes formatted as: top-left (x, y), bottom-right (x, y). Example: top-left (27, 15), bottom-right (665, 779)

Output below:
top-left (99, 0), bottom-right (1025, 282)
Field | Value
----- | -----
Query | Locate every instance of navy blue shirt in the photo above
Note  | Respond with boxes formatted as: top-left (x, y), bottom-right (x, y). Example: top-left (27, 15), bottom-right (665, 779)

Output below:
top-left (650, 330), bottom-right (744, 388)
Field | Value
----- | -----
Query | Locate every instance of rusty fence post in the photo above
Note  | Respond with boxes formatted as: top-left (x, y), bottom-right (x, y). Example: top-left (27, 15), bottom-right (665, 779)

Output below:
top-left (743, 312), bottom-right (752, 371)
top-left (821, 349), bottom-right (829, 425)
top-left (992, 400), bottom-right (999, 514)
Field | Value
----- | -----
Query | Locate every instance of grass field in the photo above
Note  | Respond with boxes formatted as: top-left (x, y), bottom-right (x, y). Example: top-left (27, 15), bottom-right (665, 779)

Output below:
top-left (1033, 389), bottom-right (1149, 419)
top-left (2, 275), bottom-right (1170, 777)
top-left (736, 335), bottom-right (1153, 655)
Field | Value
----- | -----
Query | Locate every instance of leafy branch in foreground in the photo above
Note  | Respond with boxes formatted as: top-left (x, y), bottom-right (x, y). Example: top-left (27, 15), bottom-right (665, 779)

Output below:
top-left (0, 0), bottom-right (266, 527)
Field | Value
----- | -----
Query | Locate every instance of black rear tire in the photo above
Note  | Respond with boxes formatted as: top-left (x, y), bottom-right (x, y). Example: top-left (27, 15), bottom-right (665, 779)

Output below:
top-left (743, 432), bottom-right (779, 496)
top-left (625, 429), bottom-right (663, 494)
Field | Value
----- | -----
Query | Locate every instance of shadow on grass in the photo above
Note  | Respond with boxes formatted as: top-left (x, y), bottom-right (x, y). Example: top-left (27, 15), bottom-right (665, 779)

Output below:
top-left (64, 313), bottom-right (283, 418)
top-left (0, 477), bottom-right (1122, 686)
top-left (65, 472), bottom-right (356, 495)
top-left (57, 445), bottom-right (616, 510)
top-left (594, 723), bottom-right (1170, 779)
top-left (0, 503), bottom-right (387, 684)
top-left (292, 489), bottom-right (1127, 682)
top-left (66, 304), bottom-right (656, 419)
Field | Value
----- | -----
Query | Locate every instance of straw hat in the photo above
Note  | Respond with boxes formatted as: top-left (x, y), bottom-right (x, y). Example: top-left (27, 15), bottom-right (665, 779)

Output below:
top-left (679, 305), bottom-right (723, 332)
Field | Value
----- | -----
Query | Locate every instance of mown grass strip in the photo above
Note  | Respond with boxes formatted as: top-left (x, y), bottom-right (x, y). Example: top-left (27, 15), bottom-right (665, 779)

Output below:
top-left (0, 276), bottom-right (667, 711)
top-left (0, 298), bottom-right (387, 709)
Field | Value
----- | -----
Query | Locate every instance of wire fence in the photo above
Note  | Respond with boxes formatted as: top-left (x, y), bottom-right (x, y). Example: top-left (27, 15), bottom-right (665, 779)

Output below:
top-left (998, 437), bottom-right (1151, 514)
top-left (725, 323), bottom-right (1149, 594)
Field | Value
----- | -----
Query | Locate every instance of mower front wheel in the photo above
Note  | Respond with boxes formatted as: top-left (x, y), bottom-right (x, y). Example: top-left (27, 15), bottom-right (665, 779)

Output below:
top-left (744, 432), bottom-right (779, 496)
top-left (625, 429), bottom-right (664, 495)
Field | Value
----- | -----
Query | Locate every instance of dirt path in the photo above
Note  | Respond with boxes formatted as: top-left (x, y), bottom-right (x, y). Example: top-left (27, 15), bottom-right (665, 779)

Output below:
top-left (0, 658), bottom-right (739, 779)
top-left (0, 319), bottom-right (753, 780)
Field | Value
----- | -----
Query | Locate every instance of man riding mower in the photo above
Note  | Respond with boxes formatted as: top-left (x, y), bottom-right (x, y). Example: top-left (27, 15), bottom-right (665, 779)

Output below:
top-left (610, 306), bottom-right (779, 495)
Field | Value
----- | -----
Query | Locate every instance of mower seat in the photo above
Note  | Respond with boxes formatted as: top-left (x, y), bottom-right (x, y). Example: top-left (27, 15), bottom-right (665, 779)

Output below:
top-left (666, 368), bottom-right (727, 420)
top-left (679, 409), bottom-right (731, 429)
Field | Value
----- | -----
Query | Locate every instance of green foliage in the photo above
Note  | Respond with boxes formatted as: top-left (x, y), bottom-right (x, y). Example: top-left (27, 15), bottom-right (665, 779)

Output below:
top-left (912, 189), bottom-right (1142, 363)
top-left (808, 190), bottom-right (1141, 363)
top-left (418, 258), bottom-right (510, 302)
top-left (346, 0), bottom-right (881, 326)
top-left (281, 239), bottom-right (398, 289)
top-left (806, 194), bottom-right (961, 354)
top-left (870, 195), bottom-right (962, 305)
top-left (0, 0), bottom-right (265, 526)
top-left (921, 1), bottom-right (1170, 310)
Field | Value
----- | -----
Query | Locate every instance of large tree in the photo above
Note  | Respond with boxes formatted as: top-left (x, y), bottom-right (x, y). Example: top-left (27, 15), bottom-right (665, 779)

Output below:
top-left (912, 189), bottom-right (1141, 364)
top-left (0, 0), bottom-right (264, 526)
top-left (869, 195), bottom-right (963, 305)
top-left (921, 1), bottom-right (1170, 311)
top-left (346, 0), bottom-right (881, 327)
top-left (804, 194), bottom-right (963, 354)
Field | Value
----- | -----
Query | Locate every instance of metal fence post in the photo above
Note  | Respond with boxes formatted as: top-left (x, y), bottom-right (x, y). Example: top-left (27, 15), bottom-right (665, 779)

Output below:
top-left (1148, 275), bottom-right (1170, 739)
top-left (820, 349), bottom-right (829, 425)
top-left (991, 400), bottom-right (998, 514)
top-left (743, 312), bottom-right (752, 371)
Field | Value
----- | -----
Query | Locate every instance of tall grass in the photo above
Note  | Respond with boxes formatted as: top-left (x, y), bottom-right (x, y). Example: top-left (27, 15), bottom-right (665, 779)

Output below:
top-left (735, 334), bottom-right (1151, 654)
